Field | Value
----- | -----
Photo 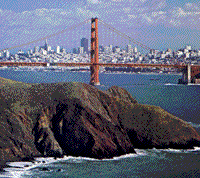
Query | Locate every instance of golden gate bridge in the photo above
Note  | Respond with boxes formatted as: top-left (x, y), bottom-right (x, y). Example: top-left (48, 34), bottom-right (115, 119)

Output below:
top-left (0, 18), bottom-right (200, 85)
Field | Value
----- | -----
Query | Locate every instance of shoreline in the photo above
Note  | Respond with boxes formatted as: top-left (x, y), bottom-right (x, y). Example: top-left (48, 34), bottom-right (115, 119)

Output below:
top-left (1, 147), bottom-right (200, 176)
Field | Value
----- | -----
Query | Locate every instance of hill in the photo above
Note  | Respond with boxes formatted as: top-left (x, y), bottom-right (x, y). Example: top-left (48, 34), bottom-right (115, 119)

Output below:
top-left (0, 77), bottom-right (199, 168)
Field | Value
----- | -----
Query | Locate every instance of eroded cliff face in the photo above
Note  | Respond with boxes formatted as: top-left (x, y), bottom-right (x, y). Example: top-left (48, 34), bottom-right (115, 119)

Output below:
top-left (0, 78), bottom-right (199, 164)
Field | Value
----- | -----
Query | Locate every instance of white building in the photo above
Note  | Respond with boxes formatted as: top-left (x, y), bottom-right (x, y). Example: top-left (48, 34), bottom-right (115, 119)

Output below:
top-left (186, 45), bottom-right (192, 50)
top-left (5, 50), bottom-right (10, 58)
top-left (47, 45), bottom-right (51, 52)
top-left (41, 49), bottom-right (47, 55)
top-left (56, 46), bottom-right (60, 54)
top-left (161, 53), bottom-right (166, 59)
top-left (184, 49), bottom-right (188, 53)
top-left (185, 52), bottom-right (190, 58)
top-left (78, 47), bottom-right (84, 54)
top-left (108, 45), bottom-right (113, 53)
top-left (115, 47), bottom-right (120, 53)
top-left (134, 47), bottom-right (137, 53)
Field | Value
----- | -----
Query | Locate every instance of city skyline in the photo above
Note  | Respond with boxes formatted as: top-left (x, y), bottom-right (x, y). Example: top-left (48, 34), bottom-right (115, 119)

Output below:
top-left (1, 0), bottom-right (200, 54)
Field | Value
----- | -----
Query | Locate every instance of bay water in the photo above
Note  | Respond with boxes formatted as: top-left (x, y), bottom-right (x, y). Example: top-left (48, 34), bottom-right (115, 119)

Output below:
top-left (0, 69), bottom-right (199, 178)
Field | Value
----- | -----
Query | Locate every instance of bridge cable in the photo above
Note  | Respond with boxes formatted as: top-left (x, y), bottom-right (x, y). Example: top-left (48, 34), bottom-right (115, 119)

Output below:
top-left (0, 19), bottom-right (90, 52)
top-left (99, 20), bottom-right (152, 51)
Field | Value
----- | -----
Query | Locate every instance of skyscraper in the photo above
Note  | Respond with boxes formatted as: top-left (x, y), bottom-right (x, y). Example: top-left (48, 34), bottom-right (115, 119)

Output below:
top-left (56, 46), bottom-right (60, 53)
top-left (44, 39), bottom-right (48, 50)
top-left (4, 50), bottom-right (10, 58)
top-left (34, 46), bottom-right (39, 53)
top-left (81, 38), bottom-right (88, 54)
top-left (73, 48), bottom-right (77, 54)
top-left (134, 47), bottom-right (137, 53)
top-left (126, 44), bottom-right (132, 54)
top-left (78, 47), bottom-right (84, 54)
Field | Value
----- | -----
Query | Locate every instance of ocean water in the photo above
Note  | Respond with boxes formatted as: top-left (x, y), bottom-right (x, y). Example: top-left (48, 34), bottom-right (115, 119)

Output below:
top-left (0, 69), bottom-right (200, 178)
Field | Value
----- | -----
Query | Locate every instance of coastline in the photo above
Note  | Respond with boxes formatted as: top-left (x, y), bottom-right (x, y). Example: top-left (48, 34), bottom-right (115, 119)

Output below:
top-left (1, 147), bottom-right (200, 177)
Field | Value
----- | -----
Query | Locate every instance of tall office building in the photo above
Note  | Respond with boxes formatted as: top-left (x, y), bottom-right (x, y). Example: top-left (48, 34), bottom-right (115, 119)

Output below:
top-left (34, 46), bottom-right (39, 53)
top-left (5, 50), bottom-right (10, 58)
top-left (126, 44), bottom-right (132, 54)
top-left (134, 47), bottom-right (137, 53)
top-left (73, 48), bottom-right (77, 54)
top-left (56, 46), bottom-right (60, 53)
top-left (81, 38), bottom-right (89, 54)
top-left (44, 39), bottom-right (48, 50)
top-left (47, 45), bottom-right (51, 52)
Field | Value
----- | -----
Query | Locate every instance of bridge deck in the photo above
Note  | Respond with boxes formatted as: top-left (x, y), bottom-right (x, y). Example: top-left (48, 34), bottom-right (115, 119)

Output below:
top-left (0, 62), bottom-right (193, 69)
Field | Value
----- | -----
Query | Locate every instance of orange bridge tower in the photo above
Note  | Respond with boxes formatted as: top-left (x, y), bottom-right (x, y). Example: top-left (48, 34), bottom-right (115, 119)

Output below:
top-left (90, 18), bottom-right (100, 86)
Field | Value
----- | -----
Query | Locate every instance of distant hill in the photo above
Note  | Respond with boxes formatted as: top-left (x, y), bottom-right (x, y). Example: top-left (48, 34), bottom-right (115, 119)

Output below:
top-left (0, 77), bottom-right (199, 168)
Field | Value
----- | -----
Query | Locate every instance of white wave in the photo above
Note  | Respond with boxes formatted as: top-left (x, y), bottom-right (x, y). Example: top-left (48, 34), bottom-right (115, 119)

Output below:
top-left (152, 146), bottom-right (200, 153)
top-left (188, 122), bottom-right (200, 128)
top-left (4, 157), bottom-right (60, 178)
top-left (183, 147), bottom-right (200, 153)
top-left (164, 83), bottom-right (180, 86)
top-left (101, 150), bottom-right (147, 161)
top-left (187, 83), bottom-right (200, 86)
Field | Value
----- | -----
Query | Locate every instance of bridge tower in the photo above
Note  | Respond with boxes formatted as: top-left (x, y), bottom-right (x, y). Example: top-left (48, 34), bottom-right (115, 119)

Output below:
top-left (90, 18), bottom-right (100, 86)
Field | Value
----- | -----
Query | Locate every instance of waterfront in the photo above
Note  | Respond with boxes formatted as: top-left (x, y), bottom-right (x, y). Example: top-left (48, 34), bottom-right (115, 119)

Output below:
top-left (0, 69), bottom-right (200, 178)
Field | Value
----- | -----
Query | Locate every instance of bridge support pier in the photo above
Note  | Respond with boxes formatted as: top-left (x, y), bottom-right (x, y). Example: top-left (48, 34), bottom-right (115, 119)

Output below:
top-left (187, 64), bottom-right (191, 84)
top-left (90, 18), bottom-right (100, 86)
top-left (178, 64), bottom-right (200, 84)
top-left (179, 65), bottom-right (191, 84)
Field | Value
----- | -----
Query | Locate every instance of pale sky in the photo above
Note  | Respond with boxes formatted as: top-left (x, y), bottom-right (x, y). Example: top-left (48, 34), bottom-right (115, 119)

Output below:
top-left (1, 0), bottom-right (200, 53)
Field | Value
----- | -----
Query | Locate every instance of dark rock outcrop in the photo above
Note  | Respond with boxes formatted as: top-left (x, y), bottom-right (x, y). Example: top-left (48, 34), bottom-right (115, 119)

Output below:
top-left (0, 77), bottom-right (199, 165)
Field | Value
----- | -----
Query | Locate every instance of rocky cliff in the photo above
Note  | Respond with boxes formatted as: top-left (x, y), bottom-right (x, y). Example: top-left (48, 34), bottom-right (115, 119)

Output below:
top-left (0, 77), bottom-right (199, 166)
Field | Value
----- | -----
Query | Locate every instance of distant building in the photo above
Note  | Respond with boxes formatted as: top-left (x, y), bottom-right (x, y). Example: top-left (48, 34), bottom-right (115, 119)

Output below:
top-left (78, 47), bottom-right (84, 54)
top-left (126, 44), bottom-right (132, 54)
top-left (34, 46), bottom-right (39, 53)
top-left (5, 50), bottom-right (10, 58)
top-left (150, 49), bottom-right (159, 56)
top-left (81, 38), bottom-right (89, 54)
top-left (61, 48), bottom-right (66, 54)
top-left (17, 49), bottom-right (25, 55)
top-left (186, 45), bottom-right (192, 51)
top-left (108, 45), bottom-right (113, 53)
top-left (73, 48), bottom-right (77, 54)
top-left (99, 45), bottom-right (104, 52)
top-left (47, 45), bottom-right (51, 52)
top-left (56, 46), bottom-right (60, 53)
top-left (104, 46), bottom-right (109, 53)
top-left (0, 51), bottom-right (3, 58)
top-left (41, 48), bottom-right (47, 55)
top-left (44, 39), bottom-right (48, 51)
top-left (134, 47), bottom-right (137, 53)
top-left (113, 46), bottom-right (120, 53)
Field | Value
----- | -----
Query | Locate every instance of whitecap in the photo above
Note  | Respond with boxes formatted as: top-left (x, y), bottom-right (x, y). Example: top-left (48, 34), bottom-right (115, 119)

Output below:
top-left (164, 83), bottom-right (180, 86)
top-left (187, 122), bottom-right (200, 128)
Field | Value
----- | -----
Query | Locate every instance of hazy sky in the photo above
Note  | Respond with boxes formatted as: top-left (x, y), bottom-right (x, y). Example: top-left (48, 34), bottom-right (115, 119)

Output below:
top-left (1, 0), bottom-right (200, 53)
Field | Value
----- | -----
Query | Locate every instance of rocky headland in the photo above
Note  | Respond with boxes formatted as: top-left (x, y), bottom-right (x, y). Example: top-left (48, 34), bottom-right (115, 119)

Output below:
top-left (0, 77), bottom-right (200, 169)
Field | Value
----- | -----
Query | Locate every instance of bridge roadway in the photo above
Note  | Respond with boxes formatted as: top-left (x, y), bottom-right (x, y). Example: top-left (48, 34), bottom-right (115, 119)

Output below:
top-left (0, 62), bottom-right (200, 84)
top-left (0, 62), bottom-right (190, 69)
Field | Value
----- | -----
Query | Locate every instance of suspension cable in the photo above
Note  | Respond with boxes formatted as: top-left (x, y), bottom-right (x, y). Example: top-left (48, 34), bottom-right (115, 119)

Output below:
top-left (99, 19), bottom-right (151, 51)
top-left (1, 19), bottom-right (90, 52)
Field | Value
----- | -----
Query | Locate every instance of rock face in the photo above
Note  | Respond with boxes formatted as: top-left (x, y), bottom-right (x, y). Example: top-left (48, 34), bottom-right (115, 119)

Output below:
top-left (0, 77), bottom-right (200, 165)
